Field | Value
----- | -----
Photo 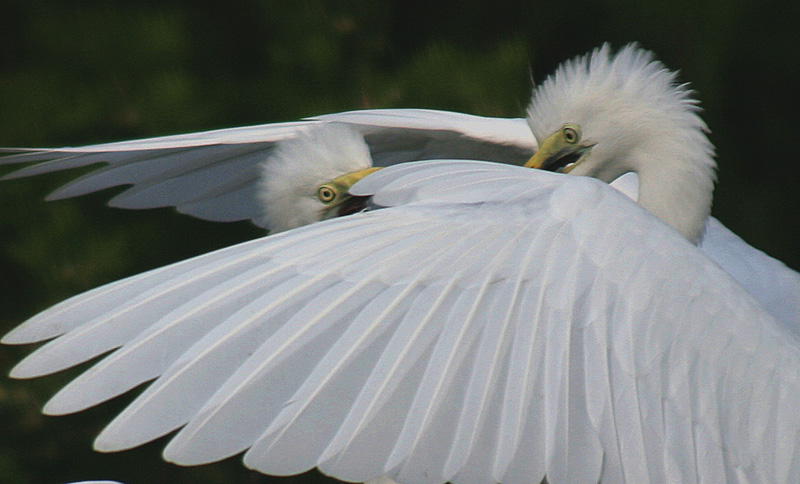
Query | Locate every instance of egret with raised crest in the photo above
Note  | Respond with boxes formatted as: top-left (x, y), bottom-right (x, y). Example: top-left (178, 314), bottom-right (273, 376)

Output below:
top-left (3, 44), bottom-right (799, 484)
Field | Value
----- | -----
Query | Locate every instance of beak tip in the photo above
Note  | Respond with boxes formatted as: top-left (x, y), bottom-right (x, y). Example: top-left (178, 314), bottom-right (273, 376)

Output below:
top-left (524, 153), bottom-right (542, 170)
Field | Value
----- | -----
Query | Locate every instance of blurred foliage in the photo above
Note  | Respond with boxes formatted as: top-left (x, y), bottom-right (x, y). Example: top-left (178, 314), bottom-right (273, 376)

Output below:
top-left (0, 0), bottom-right (798, 483)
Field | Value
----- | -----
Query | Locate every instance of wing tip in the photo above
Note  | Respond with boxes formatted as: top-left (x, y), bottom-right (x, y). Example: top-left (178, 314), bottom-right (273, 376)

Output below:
top-left (7, 363), bottom-right (37, 380)
top-left (163, 439), bottom-right (241, 467)
top-left (1, 329), bottom-right (27, 346)
top-left (93, 432), bottom-right (129, 453)
top-left (9, 352), bottom-right (68, 380)
top-left (1, 165), bottom-right (40, 181)
top-left (1, 322), bottom-right (58, 347)
top-left (2, 317), bottom-right (67, 346)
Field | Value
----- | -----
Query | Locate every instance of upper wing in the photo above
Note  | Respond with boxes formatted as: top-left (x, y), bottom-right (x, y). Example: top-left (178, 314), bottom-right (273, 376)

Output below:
top-left (5, 161), bottom-right (800, 484)
top-left (0, 109), bottom-right (535, 227)
top-left (607, 172), bottom-right (800, 333)
top-left (700, 217), bottom-right (800, 335)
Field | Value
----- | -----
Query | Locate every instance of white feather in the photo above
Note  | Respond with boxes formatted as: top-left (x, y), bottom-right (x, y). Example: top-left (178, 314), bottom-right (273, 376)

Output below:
top-left (258, 123), bottom-right (373, 232)
top-left (3, 44), bottom-right (800, 484)
top-left (0, 109), bottom-right (534, 228)
top-left (528, 43), bottom-right (715, 242)
top-left (7, 161), bottom-right (800, 484)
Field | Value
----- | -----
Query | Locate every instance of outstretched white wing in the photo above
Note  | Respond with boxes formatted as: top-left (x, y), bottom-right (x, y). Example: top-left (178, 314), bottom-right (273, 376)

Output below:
top-left (609, 172), bottom-right (800, 333)
top-left (0, 109), bottom-right (534, 227)
top-left (700, 218), bottom-right (800, 335)
top-left (5, 161), bottom-right (800, 484)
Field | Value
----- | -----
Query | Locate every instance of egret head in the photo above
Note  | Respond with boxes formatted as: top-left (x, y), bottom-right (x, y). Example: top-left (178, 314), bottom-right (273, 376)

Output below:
top-left (525, 44), bottom-right (717, 243)
top-left (257, 124), bottom-right (378, 232)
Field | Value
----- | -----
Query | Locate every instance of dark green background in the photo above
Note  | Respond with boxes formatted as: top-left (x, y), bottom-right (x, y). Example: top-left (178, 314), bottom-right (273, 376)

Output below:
top-left (1, 1), bottom-right (798, 483)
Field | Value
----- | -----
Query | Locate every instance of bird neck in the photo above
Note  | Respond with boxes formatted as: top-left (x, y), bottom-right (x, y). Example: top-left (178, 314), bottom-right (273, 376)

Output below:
top-left (635, 160), bottom-right (714, 244)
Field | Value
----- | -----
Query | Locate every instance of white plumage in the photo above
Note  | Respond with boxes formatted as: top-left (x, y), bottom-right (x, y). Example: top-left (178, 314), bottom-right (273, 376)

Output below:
top-left (527, 44), bottom-right (715, 242)
top-left (257, 123), bottom-right (374, 232)
top-left (2, 44), bottom-right (800, 484)
top-left (0, 109), bottom-right (534, 228)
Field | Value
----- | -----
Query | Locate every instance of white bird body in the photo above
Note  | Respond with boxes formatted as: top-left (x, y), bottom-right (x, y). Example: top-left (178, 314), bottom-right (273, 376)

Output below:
top-left (2, 44), bottom-right (800, 483)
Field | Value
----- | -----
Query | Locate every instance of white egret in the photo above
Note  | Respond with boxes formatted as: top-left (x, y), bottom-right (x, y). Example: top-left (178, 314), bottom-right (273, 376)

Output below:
top-left (0, 108), bottom-right (534, 227)
top-left (0, 51), bottom-right (795, 325)
top-left (3, 44), bottom-right (800, 484)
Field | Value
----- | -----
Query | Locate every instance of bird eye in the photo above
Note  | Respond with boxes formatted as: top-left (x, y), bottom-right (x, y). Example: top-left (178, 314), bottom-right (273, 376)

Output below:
top-left (563, 124), bottom-right (581, 144)
top-left (317, 185), bottom-right (337, 203)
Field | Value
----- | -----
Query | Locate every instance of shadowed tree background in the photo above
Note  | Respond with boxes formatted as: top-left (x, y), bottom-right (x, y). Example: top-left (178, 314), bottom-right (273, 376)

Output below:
top-left (0, 1), bottom-right (798, 483)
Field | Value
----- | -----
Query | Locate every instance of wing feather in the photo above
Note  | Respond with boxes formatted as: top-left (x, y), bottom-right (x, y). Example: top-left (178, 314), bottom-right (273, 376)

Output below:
top-left (162, 222), bottom-right (454, 464)
top-left (45, 144), bottom-right (268, 201)
top-left (93, 217), bottom-right (439, 451)
top-left (316, 284), bottom-right (459, 482)
top-left (1, 110), bottom-right (534, 227)
top-left (5, 160), bottom-right (800, 484)
top-left (106, 148), bottom-right (265, 209)
top-left (44, 258), bottom-right (297, 414)
top-left (387, 223), bottom-right (527, 473)
top-left (700, 217), bottom-right (800, 334)
top-left (2, 232), bottom-right (278, 346)
top-left (175, 181), bottom-right (261, 222)
top-left (314, 225), bottom-right (494, 478)
top-left (8, 214), bottom-right (391, 377)
top-left (442, 278), bottom-right (520, 478)
top-left (228, 228), bottom-right (475, 473)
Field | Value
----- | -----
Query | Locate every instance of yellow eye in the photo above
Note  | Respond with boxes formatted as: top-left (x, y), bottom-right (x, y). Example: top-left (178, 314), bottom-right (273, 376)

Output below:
top-left (563, 124), bottom-right (581, 144)
top-left (317, 185), bottom-right (337, 203)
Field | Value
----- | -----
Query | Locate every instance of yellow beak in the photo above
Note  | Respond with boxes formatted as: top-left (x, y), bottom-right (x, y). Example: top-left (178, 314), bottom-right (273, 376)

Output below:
top-left (523, 132), bottom-right (593, 173)
top-left (329, 166), bottom-right (382, 187)
top-left (524, 149), bottom-right (548, 169)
